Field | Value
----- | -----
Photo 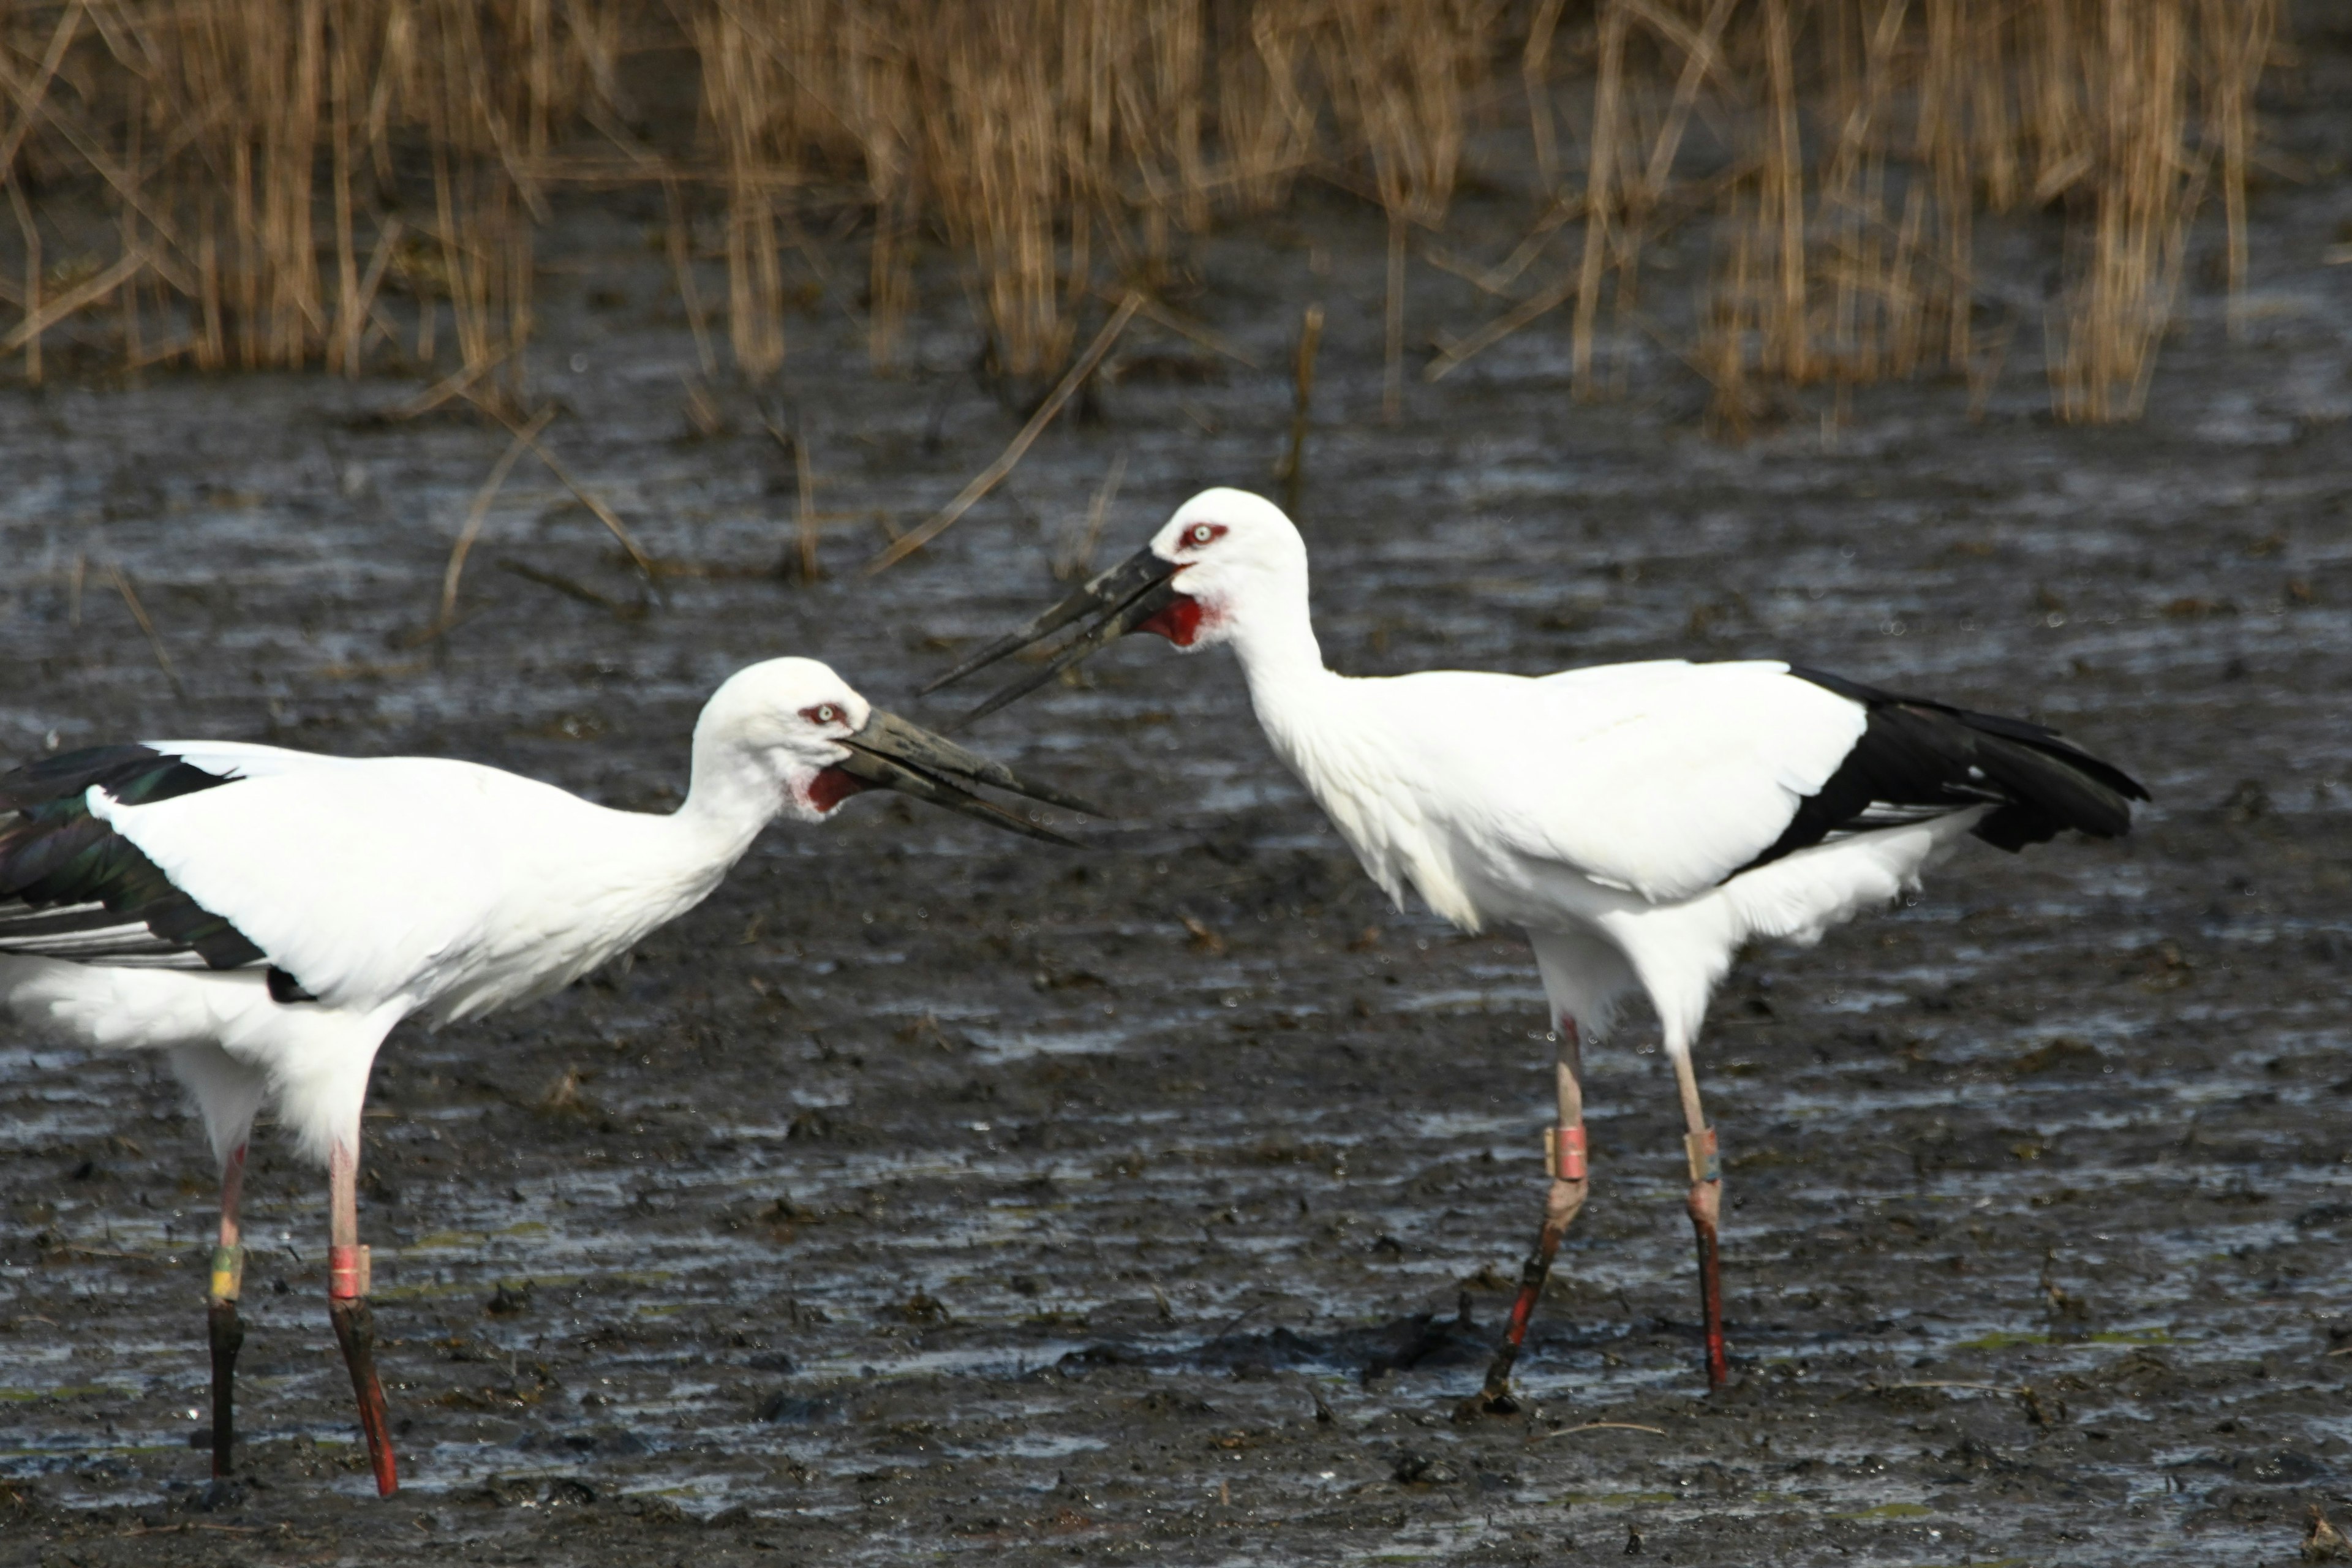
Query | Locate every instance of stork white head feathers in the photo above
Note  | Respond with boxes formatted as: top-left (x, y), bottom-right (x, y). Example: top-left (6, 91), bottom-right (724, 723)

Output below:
top-left (691, 657), bottom-right (876, 825)
top-left (1140, 488), bottom-right (1314, 660)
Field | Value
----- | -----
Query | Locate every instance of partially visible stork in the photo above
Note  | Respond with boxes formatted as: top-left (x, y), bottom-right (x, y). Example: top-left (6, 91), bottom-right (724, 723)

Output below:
top-left (925, 488), bottom-right (2146, 1405)
top-left (0, 658), bottom-right (1091, 1494)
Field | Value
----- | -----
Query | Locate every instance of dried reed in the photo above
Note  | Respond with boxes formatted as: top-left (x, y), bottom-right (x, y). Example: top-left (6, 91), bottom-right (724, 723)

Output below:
top-left (0, 0), bottom-right (2283, 423)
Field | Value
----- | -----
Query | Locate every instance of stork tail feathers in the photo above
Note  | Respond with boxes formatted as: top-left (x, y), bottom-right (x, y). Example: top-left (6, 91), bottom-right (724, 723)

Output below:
top-left (1744, 669), bottom-right (2148, 876)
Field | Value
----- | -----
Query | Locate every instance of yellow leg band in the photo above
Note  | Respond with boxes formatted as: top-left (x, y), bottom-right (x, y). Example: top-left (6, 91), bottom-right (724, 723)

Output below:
top-left (208, 1244), bottom-right (243, 1303)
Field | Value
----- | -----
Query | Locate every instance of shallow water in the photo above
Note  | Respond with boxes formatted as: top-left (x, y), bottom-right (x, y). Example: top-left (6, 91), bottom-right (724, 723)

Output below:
top-left (4, 74), bottom-right (2352, 1568)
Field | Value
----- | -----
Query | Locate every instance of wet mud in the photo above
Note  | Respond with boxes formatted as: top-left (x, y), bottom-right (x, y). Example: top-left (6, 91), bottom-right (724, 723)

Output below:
top-left (5, 53), bottom-right (2352, 1568)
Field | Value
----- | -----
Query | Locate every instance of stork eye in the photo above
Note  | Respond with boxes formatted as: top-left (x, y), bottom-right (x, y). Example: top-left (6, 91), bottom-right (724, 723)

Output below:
top-left (1185, 522), bottom-right (1224, 548)
top-left (802, 703), bottom-right (843, 726)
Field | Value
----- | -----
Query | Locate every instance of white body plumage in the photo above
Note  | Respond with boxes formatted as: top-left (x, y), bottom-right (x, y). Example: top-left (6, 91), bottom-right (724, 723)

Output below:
top-left (1254, 658), bottom-right (1989, 1052)
top-left (0, 657), bottom-right (1070, 1168)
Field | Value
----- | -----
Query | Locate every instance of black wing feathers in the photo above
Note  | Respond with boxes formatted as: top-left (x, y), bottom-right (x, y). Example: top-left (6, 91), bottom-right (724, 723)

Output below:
top-left (0, 745), bottom-right (266, 969)
top-left (1738, 668), bottom-right (2149, 875)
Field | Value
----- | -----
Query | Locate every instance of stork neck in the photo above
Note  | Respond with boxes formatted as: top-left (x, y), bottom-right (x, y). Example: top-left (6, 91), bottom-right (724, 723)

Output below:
top-left (676, 734), bottom-right (783, 866)
top-left (1228, 589), bottom-right (1341, 746)
top-left (1227, 585), bottom-right (1331, 703)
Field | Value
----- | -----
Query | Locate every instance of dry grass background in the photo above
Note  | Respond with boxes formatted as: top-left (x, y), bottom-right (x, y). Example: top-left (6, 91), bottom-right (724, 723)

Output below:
top-left (0, 0), bottom-right (2283, 423)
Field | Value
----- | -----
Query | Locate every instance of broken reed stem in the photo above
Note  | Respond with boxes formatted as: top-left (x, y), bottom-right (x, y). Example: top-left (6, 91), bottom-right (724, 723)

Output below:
top-left (393, 350), bottom-right (511, 421)
top-left (664, 179), bottom-right (719, 382)
top-left (1530, 1421), bottom-right (1668, 1442)
top-left (1057, 450), bottom-right (1126, 581)
top-left (795, 421), bottom-right (820, 582)
top-left (0, 1), bottom-right (82, 178)
top-left (1427, 268), bottom-right (1578, 381)
top-left (866, 291), bottom-right (1140, 575)
top-left (5, 176), bottom-right (37, 383)
top-left (1280, 301), bottom-right (1323, 517)
top-left (1384, 214), bottom-right (1406, 423)
top-left (1091, 284), bottom-right (1261, 369)
top-left (467, 397), bottom-right (657, 581)
top-left (2, 250), bottom-right (146, 353)
top-left (103, 559), bottom-right (184, 699)
top-left (434, 405), bottom-right (557, 632)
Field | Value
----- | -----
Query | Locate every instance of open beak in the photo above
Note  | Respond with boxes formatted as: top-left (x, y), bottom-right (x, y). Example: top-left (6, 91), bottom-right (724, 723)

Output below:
top-left (824, 708), bottom-right (1099, 845)
top-left (917, 545), bottom-right (1180, 724)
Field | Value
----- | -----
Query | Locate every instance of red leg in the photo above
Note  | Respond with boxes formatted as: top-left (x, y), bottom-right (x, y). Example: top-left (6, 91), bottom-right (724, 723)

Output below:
top-left (1478, 1021), bottom-right (1589, 1411)
top-left (327, 1140), bottom-right (398, 1496)
top-left (206, 1144), bottom-right (247, 1479)
top-left (1671, 1050), bottom-right (1729, 1389)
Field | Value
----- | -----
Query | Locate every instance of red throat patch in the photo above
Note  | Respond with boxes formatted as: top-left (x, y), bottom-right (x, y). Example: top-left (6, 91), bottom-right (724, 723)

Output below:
top-left (806, 766), bottom-right (874, 813)
top-left (1135, 593), bottom-right (1205, 647)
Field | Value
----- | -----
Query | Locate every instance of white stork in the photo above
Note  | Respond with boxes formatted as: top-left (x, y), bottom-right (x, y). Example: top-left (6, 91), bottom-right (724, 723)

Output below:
top-left (0, 657), bottom-right (1091, 1494)
top-left (924, 488), bottom-right (2146, 1404)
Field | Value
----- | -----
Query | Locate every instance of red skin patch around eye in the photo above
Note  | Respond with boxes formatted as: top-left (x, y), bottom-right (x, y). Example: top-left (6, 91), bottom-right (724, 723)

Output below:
top-left (1135, 593), bottom-right (1205, 647)
top-left (806, 766), bottom-right (873, 813)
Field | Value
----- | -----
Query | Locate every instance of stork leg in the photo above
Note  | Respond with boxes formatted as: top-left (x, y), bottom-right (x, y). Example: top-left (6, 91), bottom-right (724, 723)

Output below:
top-left (326, 1139), bottom-right (398, 1497)
top-left (206, 1143), bottom-right (247, 1479)
top-left (1668, 1046), bottom-right (1728, 1388)
top-left (1477, 1019), bottom-right (1589, 1412)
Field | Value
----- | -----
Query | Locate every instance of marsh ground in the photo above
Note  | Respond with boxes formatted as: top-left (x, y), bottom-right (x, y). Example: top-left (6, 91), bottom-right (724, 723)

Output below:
top-left (4, 47), bottom-right (2352, 1568)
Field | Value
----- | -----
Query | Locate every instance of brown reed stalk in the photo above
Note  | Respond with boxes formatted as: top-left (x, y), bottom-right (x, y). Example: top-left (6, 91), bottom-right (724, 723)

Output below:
top-left (1760, 0), bottom-right (1807, 380)
top-left (1281, 301), bottom-right (1323, 515)
top-left (688, 0), bottom-right (788, 381)
top-left (0, 0), bottom-right (2286, 430)
top-left (1522, 0), bottom-right (1567, 192)
top-left (835, 4), bottom-right (922, 370)
top-left (1218, 6), bottom-right (1317, 213)
top-left (1329, 0), bottom-right (1491, 417)
top-left (927, 6), bottom-right (1069, 382)
top-left (1571, 0), bottom-right (1628, 396)
top-left (5, 174), bottom-right (37, 383)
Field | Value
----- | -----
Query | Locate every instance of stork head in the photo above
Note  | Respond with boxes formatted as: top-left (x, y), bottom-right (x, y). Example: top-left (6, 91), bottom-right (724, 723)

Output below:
top-left (1138, 489), bottom-right (1307, 653)
top-left (695, 657), bottom-right (1095, 840)
top-left (918, 488), bottom-right (1308, 720)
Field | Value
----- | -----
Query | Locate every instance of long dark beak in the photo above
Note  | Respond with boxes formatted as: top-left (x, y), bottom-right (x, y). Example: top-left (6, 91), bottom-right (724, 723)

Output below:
top-left (830, 708), bottom-right (1099, 845)
top-left (918, 545), bottom-right (1179, 724)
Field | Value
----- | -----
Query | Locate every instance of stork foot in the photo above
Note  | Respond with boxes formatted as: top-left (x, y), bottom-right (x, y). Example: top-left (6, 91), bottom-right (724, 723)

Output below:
top-left (1684, 1154), bottom-right (1728, 1389)
top-left (206, 1295), bottom-right (243, 1478)
top-left (1477, 1144), bottom-right (1589, 1411)
top-left (328, 1292), bottom-right (399, 1497)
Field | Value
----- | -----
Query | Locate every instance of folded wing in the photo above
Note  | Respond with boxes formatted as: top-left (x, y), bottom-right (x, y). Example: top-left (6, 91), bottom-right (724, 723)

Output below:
top-left (0, 746), bottom-right (270, 970)
top-left (1414, 660), bottom-right (2143, 908)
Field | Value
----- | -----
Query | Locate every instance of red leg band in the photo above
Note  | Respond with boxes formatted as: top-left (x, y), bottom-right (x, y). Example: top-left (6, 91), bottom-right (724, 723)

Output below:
top-left (328, 1244), bottom-right (370, 1300)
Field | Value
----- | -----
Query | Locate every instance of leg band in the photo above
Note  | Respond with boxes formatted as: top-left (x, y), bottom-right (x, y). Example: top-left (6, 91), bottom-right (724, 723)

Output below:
top-left (328, 1243), bottom-right (371, 1301)
top-left (1684, 1127), bottom-right (1721, 1185)
top-left (209, 1244), bottom-right (243, 1304)
top-left (1544, 1125), bottom-right (1588, 1181)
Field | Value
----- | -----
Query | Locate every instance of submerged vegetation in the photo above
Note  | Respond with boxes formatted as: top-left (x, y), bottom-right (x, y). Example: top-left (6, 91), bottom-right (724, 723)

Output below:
top-left (0, 0), bottom-right (2282, 421)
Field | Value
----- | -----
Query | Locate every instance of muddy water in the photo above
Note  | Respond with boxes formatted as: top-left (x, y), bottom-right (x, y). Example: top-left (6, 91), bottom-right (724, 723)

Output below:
top-left (5, 102), bottom-right (2352, 1568)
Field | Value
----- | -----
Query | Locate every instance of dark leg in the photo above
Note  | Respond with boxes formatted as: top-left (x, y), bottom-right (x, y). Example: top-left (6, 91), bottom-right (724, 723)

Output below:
top-left (206, 1143), bottom-right (247, 1479)
top-left (327, 1140), bottom-right (398, 1497)
top-left (1477, 1020), bottom-right (1589, 1411)
top-left (1670, 1047), bottom-right (1728, 1388)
